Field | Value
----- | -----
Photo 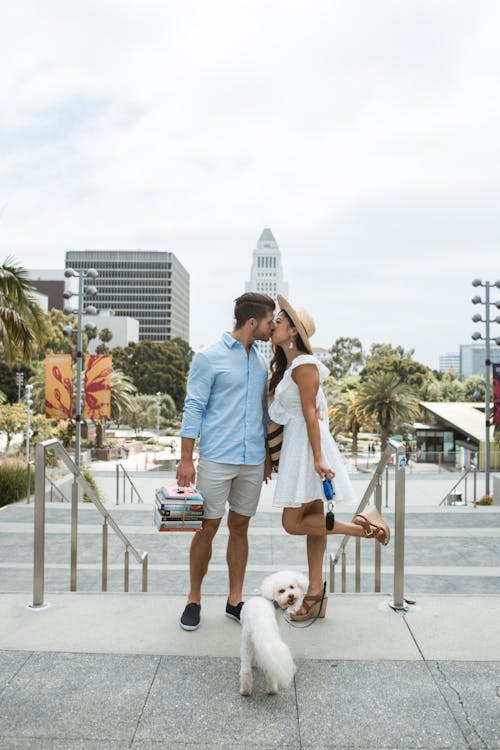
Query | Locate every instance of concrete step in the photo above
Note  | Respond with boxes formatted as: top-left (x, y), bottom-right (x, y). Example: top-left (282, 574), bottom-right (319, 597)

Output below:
top-left (2, 591), bottom-right (499, 662)
top-left (1, 501), bottom-right (499, 596)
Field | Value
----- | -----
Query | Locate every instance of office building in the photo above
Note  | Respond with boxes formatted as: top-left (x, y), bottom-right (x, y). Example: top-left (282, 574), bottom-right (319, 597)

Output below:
top-left (245, 227), bottom-right (288, 360)
top-left (439, 352), bottom-right (460, 373)
top-left (83, 310), bottom-right (140, 352)
top-left (460, 344), bottom-right (500, 378)
top-left (30, 270), bottom-right (65, 310)
top-left (65, 250), bottom-right (189, 343)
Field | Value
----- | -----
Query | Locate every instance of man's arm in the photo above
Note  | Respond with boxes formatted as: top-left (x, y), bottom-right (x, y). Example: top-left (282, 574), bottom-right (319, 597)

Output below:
top-left (176, 351), bottom-right (214, 487)
top-left (176, 437), bottom-right (196, 487)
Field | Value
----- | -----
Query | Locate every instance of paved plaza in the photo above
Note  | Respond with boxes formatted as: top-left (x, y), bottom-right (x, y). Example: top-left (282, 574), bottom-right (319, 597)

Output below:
top-left (0, 466), bottom-right (499, 748)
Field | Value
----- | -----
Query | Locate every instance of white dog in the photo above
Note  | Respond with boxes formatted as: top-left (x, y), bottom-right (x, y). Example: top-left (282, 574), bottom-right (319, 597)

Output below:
top-left (239, 570), bottom-right (308, 696)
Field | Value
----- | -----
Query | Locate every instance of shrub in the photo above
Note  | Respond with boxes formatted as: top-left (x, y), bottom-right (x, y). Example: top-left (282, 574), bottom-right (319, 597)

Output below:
top-left (82, 468), bottom-right (101, 503)
top-left (0, 459), bottom-right (34, 507)
top-left (477, 494), bottom-right (493, 506)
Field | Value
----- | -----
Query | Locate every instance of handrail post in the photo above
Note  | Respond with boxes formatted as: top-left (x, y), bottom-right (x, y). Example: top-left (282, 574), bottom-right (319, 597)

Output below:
top-left (142, 554), bottom-right (148, 592)
top-left (116, 464), bottom-right (119, 505)
top-left (390, 445), bottom-right (407, 610)
top-left (32, 443), bottom-right (47, 608)
top-left (102, 519), bottom-right (108, 592)
top-left (374, 477), bottom-right (382, 592)
top-left (70, 475), bottom-right (78, 591)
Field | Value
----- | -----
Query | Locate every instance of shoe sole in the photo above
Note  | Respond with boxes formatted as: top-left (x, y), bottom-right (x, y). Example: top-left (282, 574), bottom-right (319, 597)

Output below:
top-left (180, 620), bottom-right (200, 631)
top-left (225, 612), bottom-right (241, 624)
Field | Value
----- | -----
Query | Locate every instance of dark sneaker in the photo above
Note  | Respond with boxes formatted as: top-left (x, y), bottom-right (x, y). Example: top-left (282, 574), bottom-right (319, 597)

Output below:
top-left (180, 603), bottom-right (201, 631)
top-left (225, 600), bottom-right (244, 623)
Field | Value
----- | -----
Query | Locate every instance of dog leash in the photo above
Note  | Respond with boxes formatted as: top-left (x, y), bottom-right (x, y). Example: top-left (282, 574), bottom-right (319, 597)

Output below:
top-left (282, 580), bottom-right (327, 629)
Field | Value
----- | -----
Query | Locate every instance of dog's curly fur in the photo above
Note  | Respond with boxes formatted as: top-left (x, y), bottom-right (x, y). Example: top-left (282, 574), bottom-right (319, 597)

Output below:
top-left (239, 570), bottom-right (308, 696)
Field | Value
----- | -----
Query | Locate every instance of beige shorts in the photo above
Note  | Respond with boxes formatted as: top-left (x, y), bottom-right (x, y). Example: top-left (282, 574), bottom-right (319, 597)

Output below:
top-left (196, 458), bottom-right (264, 519)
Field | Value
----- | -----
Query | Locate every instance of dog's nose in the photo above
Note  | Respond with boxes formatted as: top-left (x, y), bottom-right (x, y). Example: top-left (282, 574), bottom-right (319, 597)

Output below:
top-left (288, 595), bottom-right (295, 604)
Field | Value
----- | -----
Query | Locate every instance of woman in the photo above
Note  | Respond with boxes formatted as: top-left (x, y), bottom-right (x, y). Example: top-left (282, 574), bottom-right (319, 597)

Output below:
top-left (269, 295), bottom-right (390, 621)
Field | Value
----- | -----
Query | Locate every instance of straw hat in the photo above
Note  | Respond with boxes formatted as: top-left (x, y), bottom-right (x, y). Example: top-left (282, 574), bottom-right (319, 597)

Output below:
top-left (277, 294), bottom-right (316, 354)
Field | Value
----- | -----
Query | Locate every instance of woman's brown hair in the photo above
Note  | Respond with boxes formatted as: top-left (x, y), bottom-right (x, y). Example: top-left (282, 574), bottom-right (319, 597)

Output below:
top-left (268, 310), bottom-right (309, 397)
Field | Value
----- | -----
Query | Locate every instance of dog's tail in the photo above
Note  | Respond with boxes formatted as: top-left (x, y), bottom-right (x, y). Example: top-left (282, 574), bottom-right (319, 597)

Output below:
top-left (254, 639), bottom-right (296, 689)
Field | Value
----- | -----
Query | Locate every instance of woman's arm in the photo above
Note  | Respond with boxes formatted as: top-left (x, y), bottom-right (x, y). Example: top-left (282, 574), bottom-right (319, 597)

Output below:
top-left (293, 364), bottom-right (334, 480)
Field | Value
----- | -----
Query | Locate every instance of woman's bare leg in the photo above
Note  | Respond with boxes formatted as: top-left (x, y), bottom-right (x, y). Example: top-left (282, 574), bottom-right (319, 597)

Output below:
top-left (282, 503), bottom-right (365, 538)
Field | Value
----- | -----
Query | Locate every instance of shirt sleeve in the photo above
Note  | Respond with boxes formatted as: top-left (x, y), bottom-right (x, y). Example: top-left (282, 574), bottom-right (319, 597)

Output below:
top-left (180, 352), bottom-right (214, 438)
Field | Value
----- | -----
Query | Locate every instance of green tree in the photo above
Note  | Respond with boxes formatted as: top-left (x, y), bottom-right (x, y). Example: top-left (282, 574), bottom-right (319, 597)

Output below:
top-left (326, 337), bottom-right (365, 379)
top-left (0, 403), bottom-right (25, 451)
top-left (95, 327), bottom-right (113, 355)
top-left (122, 394), bottom-right (157, 436)
top-left (0, 258), bottom-right (46, 365)
top-left (111, 337), bottom-right (193, 409)
top-left (361, 353), bottom-right (433, 391)
top-left (463, 374), bottom-right (486, 402)
top-left (36, 308), bottom-right (76, 357)
top-left (356, 372), bottom-right (421, 448)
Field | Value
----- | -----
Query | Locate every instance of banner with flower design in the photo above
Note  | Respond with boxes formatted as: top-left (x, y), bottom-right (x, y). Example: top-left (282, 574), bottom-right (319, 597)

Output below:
top-left (45, 355), bottom-right (73, 419)
top-left (83, 355), bottom-right (112, 420)
top-left (493, 363), bottom-right (500, 427)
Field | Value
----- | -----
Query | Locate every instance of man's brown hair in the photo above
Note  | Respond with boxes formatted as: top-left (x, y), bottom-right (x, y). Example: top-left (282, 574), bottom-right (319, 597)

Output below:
top-left (233, 292), bottom-right (275, 329)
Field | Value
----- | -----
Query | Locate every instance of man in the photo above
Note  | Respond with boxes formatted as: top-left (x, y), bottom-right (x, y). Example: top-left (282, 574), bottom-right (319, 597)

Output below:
top-left (177, 292), bottom-right (275, 630)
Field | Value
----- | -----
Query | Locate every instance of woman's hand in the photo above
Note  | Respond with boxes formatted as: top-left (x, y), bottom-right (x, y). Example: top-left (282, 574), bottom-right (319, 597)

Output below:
top-left (314, 460), bottom-right (335, 480)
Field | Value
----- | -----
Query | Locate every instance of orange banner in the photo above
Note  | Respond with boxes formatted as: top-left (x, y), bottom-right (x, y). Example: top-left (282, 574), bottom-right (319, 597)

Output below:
top-left (84, 355), bottom-right (112, 420)
top-left (45, 355), bottom-right (73, 419)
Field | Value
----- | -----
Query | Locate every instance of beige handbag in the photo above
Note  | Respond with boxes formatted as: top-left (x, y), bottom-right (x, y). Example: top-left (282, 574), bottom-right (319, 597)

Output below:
top-left (267, 420), bottom-right (283, 471)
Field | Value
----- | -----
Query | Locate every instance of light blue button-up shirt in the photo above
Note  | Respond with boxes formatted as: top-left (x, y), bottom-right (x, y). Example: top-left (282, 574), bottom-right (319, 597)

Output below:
top-left (180, 332), bottom-right (268, 464)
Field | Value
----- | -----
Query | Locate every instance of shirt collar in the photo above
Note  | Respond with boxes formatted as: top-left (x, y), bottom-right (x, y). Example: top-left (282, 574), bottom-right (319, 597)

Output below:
top-left (222, 331), bottom-right (259, 352)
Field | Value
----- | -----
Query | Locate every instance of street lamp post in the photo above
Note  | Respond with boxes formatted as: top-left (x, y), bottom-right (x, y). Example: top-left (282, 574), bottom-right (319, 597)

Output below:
top-left (156, 392), bottom-right (162, 438)
top-left (16, 371), bottom-right (24, 401)
top-left (63, 268), bottom-right (99, 469)
top-left (471, 278), bottom-right (500, 496)
top-left (25, 384), bottom-right (33, 503)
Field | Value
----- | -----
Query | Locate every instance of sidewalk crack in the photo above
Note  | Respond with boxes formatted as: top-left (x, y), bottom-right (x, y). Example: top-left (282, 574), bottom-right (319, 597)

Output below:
top-left (434, 661), bottom-right (487, 750)
top-left (0, 651), bottom-right (35, 703)
top-left (128, 655), bottom-right (162, 749)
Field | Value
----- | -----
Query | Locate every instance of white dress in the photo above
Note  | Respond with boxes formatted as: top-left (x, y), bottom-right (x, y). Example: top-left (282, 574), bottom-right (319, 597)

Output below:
top-left (269, 355), bottom-right (358, 508)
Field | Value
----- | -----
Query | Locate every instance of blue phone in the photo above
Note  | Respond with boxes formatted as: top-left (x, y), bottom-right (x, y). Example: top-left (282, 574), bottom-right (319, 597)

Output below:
top-left (323, 477), bottom-right (334, 500)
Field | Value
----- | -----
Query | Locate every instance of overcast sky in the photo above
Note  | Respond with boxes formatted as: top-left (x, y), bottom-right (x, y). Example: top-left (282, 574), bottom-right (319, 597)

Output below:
top-left (1, 1), bottom-right (499, 369)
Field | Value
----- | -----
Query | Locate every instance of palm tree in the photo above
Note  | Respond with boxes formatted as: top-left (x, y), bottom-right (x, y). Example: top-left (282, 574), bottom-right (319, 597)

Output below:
top-left (0, 257), bottom-right (46, 365)
top-left (356, 372), bottom-right (420, 448)
top-left (328, 390), bottom-right (364, 454)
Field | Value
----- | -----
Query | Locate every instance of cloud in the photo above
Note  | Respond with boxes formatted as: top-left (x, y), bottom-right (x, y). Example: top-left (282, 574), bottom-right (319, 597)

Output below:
top-left (1, 0), bottom-right (499, 368)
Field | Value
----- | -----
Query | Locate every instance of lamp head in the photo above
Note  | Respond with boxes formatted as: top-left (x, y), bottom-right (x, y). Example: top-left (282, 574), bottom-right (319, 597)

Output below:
top-left (84, 305), bottom-right (97, 315)
top-left (63, 291), bottom-right (73, 299)
top-left (86, 268), bottom-right (98, 279)
top-left (86, 285), bottom-right (98, 296)
top-left (63, 304), bottom-right (75, 315)
top-left (84, 322), bottom-right (97, 332)
top-left (472, 313), bottom-right (482, 323)
top-left (472, 278), bottom-right (482, 287)
top-left (64, 268), bottom-right (76, 278)
top-left (471, 295), bottom-right (482, 304)
top-left (495, 337), bottom-right (500, 346)
top-left (62, 325), bottom-right (74, 337)
top-left (471, 331), bottom-right (482, 341)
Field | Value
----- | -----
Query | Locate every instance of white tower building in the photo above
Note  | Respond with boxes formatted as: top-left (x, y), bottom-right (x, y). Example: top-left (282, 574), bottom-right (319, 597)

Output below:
top-left (245, 227), bottom-right (288, 361)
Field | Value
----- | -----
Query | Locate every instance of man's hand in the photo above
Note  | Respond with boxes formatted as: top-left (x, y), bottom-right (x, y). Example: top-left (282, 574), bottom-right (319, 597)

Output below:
top-left (176, 459), bottom-right (196, 487)
top-left (263, 453), bottom-right (273, 484)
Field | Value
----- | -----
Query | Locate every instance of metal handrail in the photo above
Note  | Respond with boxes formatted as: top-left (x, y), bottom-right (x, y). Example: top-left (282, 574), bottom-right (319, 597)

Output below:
top-left (116, 463), bottom-right (144, 505)
top-left (329, 440), bottom-right (408, 610)
top-left (46, 475), bottom-right (70, 503)
top-left (438, 466), bottom-right (476, 506)
top-left (32, 438), bottom-right (148, 608)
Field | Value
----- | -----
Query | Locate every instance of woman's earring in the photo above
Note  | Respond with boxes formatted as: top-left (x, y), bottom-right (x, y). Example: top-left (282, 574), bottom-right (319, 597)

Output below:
top-left (288, 339), bottom-right (295, 350)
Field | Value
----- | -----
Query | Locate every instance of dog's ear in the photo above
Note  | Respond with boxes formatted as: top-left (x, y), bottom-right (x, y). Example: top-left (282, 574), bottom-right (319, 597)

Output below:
top-left (260, 574), bottom-right (276, 601)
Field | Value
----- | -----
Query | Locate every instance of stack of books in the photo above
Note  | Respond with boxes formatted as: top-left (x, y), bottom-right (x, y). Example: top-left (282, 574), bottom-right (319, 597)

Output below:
top-left (154, 485), bottom-right (204, 532)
